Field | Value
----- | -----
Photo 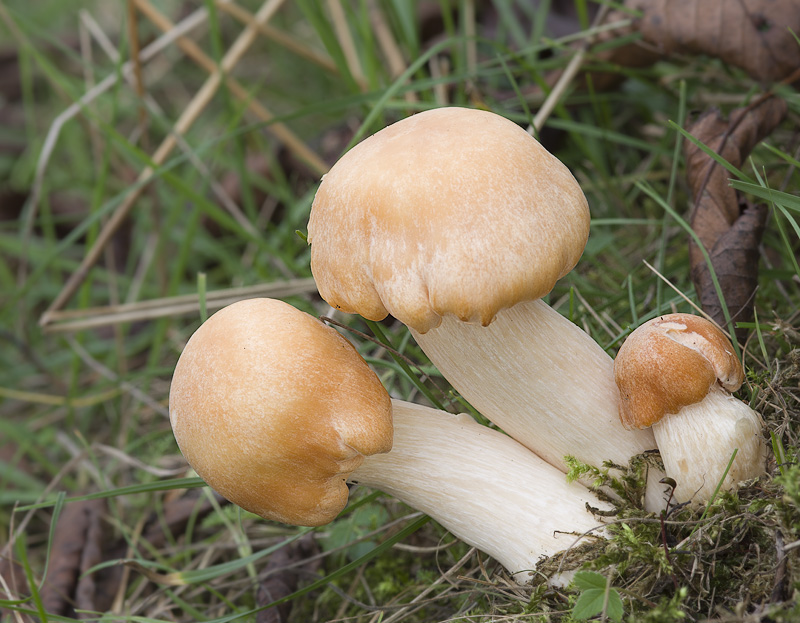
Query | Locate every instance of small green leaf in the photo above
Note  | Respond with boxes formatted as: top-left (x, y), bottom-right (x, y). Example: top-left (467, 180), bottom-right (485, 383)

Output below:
top-left (573, 570), bottom-right (607, 590)
top-left (573, 588), bottom-right (606, 619)
top-left (605, 590), bottom-right (624, 622)
top-left (572, 571), bottom-right (624, 622)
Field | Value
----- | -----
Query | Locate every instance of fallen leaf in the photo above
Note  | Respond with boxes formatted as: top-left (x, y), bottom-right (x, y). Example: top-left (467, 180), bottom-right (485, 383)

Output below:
top-left (30, 489), bottom-right (219, 618)
top-left (683, 97), bottom-right (787, 339)
top-left (40, 498), bottom-right (118, 618)
top-left (600, 0), bottom-right (800, 85)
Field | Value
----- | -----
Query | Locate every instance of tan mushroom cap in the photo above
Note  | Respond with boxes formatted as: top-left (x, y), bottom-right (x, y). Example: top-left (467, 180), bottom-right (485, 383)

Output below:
top-left (307, 107), bottom-right (590, 334)
top-left (168, 298), bottom-right (393, 526)
top-left (615, 314), bottom-right (744, 429)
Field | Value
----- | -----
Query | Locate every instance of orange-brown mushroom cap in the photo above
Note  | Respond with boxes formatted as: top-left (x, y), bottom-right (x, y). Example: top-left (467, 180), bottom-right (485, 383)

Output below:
top-left (307, 107), bottom-right (590, 334)
top-left (168, 298), bottom-right (393, 526)
top-left (615, 314), bottom-right (744, 429)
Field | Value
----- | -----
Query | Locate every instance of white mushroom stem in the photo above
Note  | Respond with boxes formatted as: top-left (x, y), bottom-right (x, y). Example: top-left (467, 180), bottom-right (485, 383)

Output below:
top-left (410, 299), bottom-right (664, 509)
top-left (350, 399), bottom-right (611, 582)
top-left (168, 298), bottom-right (612, 582)
top-left (652, 387), bottom-right (766, 503)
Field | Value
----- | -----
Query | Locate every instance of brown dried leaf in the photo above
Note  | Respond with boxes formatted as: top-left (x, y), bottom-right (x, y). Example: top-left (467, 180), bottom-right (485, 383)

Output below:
top-left (602, 0), bottom-right (800, 84)
top-left (684, 98), bottom-right (787, 339)
top-left (40, 499), bottom-right (117, 618)
top-left (34, 490), bottom-right (219, 618)
top-left (691, 203), bottom-right (768, 340)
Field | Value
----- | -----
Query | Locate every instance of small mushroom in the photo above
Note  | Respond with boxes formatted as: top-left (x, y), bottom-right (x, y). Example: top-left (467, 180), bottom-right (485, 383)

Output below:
top-left (307, 106), bottom-right (658, 497)
top-left (169, 298), bottom-right (611, 581)
top-left (614, 313), bottom-right (766, 503)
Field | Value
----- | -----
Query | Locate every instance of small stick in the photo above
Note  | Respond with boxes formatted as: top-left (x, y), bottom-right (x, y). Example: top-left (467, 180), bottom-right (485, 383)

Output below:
top-left (44, 278), bottom-right (317, 332)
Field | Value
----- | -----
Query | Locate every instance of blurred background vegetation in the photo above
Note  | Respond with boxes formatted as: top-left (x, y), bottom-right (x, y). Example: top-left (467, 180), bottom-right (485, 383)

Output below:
top-left (1, 1), bottom-right (799, 621)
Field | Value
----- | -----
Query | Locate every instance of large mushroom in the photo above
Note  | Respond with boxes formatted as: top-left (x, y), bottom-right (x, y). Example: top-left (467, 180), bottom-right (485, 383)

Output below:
top-left (307, 106), bottom-right (659, 498)
top-left (168, 298), bottom-right (611, 581)
top-left (614, 313), bottom-right (766, 503)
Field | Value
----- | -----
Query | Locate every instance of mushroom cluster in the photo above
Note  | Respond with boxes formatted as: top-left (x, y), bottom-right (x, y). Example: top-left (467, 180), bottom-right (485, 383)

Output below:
top-left (170, 298), bottom-right (610, 581)
top-left (168, 106), bottom-right (767, 582)
top-left (307, 107), bottom-right (661, 504)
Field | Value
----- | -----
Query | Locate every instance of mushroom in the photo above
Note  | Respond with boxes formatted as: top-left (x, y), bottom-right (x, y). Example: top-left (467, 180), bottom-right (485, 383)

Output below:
top-left (169, 298), bottom-right (611, 581)
top-left (614, 313), bottom-right (766, 503)
top-left (307, 106), bottom-right (659, 498)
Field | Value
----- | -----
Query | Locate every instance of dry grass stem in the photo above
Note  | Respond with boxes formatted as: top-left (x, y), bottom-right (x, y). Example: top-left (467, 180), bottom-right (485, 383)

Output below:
top-left (381, 548), bottom-right (479, 623)
top-left (429, 55), bottom-right (450, 106)
top-left (326, 0), bottom-right (367, 90)
top-left (4, 4), bottom-right (798, 621)
top-left (217, 1), bottom-right (344, 78)
top-left (65, 336), bottom-right (169, 417)
top-left (642, 259), bottom-right (726, 332)
top-left (43, 278), bottom-right (317, 332)
top-left (134, 0), bottom-right (328, 175)
top-left (463, 0), bottom-right (477, 78)
top-left (126, 0), bottom-right (149, 133)
top-left (369, 0), bottom-right (417, 103)
top-left (8, 4), bottom-right (210, 272)
top-left (528, 4), bottom-right (614, 134)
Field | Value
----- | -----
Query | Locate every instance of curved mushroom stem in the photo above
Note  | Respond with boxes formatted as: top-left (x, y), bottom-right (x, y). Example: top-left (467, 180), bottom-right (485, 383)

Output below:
top-left (169, 298), bottom-right (613, 582)
top-left (652, 387), bottom-right (765, 503)
top-left (410, 299), bottom-right (664, 510)
top-left (351, 399), bottom-right (611, 582)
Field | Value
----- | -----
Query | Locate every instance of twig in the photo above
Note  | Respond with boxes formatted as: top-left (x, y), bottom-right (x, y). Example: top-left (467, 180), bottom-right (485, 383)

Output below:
top-left (641, 259), bottom-right (723, 325)
top-left (7, 3), bottom-right (210, 275)
top-left (381, 548), bottom-right (478, 623)
top-left (79, 8), bottom-right (131, 379)
top-left (134, 0), bottom-right (327, 175)
top-left (79, 5), bottom-right (284, 282)
top-left (572, 286), bottom-right (616, 340)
